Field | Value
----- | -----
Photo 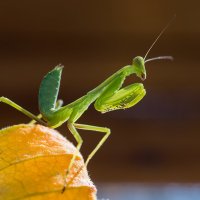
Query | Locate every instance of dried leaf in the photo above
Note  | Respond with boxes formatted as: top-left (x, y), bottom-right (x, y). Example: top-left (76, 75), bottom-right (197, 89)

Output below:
top-left (0, 124), bottom-right (97, 200)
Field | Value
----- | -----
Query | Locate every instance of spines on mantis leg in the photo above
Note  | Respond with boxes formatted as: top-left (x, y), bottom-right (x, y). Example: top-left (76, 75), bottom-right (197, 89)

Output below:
top-left (94, 83), bottom-right (146, 113)
top-left (38, 65), bottom-right (63, 117)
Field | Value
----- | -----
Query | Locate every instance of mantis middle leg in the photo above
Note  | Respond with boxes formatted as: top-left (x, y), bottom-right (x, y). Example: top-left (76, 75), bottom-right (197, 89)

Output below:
top-left (74, 123), bottom-right (111, 167)
top-left (61, 122), bottom-right (83, 191)
top-left (63, 122), bottom-right (110, 190)
top-left (66, 121), bottom-right (111, 170)
top-left (67, 122), bottom-right (83, 174)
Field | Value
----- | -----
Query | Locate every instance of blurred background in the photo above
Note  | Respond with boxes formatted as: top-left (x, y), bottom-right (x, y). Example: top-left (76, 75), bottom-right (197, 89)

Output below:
top-left (0, 0), bottom-right (200, 199)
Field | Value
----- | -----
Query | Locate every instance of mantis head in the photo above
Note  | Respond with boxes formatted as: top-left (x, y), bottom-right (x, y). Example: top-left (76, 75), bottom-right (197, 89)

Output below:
top-left (132, 56), bottom-right (146, 81)
top-left (132, 55), bottom-right (174, 81)
top-left (131, 16), bottom-right (175, 82)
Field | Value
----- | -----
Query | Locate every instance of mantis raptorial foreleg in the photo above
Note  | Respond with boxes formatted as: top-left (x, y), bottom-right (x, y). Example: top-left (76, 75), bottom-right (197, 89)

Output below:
top-left (0, 96), bottom-right (47, 126)
top-left (95, 83), bottom-right (146, 113)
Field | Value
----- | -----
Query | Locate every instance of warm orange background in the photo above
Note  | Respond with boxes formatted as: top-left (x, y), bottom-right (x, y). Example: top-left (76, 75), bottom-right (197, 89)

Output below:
top-left (0, 0), bottom-right (200, 183)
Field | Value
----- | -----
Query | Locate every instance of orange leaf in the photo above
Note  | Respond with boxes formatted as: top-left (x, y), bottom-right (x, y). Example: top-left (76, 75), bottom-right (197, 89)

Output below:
top-left (0, 124), bottom-right (97, 200)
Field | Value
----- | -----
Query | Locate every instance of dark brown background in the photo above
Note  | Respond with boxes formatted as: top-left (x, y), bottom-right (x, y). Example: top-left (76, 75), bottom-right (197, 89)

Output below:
top-left (0, 0), bottom-right (200, 184)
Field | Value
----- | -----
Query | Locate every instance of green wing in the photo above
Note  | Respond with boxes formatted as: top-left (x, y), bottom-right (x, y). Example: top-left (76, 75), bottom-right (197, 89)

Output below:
top-left (38, 65), bottom-right (63, 117)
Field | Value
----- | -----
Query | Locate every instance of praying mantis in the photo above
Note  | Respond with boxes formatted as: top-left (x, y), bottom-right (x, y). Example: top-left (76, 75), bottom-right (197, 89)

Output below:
top-left (0, 19), bottom-right (173, 191)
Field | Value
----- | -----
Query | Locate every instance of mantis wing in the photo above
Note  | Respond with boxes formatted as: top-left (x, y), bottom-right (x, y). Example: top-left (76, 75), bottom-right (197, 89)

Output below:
top-left (38, 65), bottom-right (63, 117)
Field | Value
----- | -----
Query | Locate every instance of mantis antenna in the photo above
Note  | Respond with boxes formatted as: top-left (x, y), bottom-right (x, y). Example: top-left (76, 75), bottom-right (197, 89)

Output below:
top-left (145, 56), bottom-right (173, 63)
top-left (144, 15), bottom-right (176, 61)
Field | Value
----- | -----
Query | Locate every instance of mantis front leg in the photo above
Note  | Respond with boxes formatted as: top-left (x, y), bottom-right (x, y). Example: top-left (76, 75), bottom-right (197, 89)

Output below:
top-left (0, 96), bottom-right (47, 126)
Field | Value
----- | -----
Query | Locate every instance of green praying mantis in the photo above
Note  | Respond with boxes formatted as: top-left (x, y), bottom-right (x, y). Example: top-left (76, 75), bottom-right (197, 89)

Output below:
top-left (0, 19), bottom-right (173, 191)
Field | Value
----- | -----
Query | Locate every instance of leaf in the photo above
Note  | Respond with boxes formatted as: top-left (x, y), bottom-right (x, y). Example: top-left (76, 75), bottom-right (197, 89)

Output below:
top-left (0, 124), bottom-right (97, 200)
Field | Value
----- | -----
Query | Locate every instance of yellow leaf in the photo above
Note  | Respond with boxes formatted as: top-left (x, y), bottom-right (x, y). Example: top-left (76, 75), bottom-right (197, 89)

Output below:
top-left (0, 124), bottom-right (97, 200)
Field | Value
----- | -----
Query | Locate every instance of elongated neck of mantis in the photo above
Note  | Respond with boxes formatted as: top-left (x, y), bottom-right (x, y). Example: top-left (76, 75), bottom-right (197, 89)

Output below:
top-left (88, 65), bottom-right (137, 95)
top-left (66, 64), bottom-right (137, 109)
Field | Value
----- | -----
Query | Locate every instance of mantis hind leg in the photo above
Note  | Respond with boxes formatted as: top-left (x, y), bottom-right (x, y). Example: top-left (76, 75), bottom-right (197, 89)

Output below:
top-left (0, 96), bottom-right (47, 126)
top-left (29, 114), bottom-right (42, 125)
